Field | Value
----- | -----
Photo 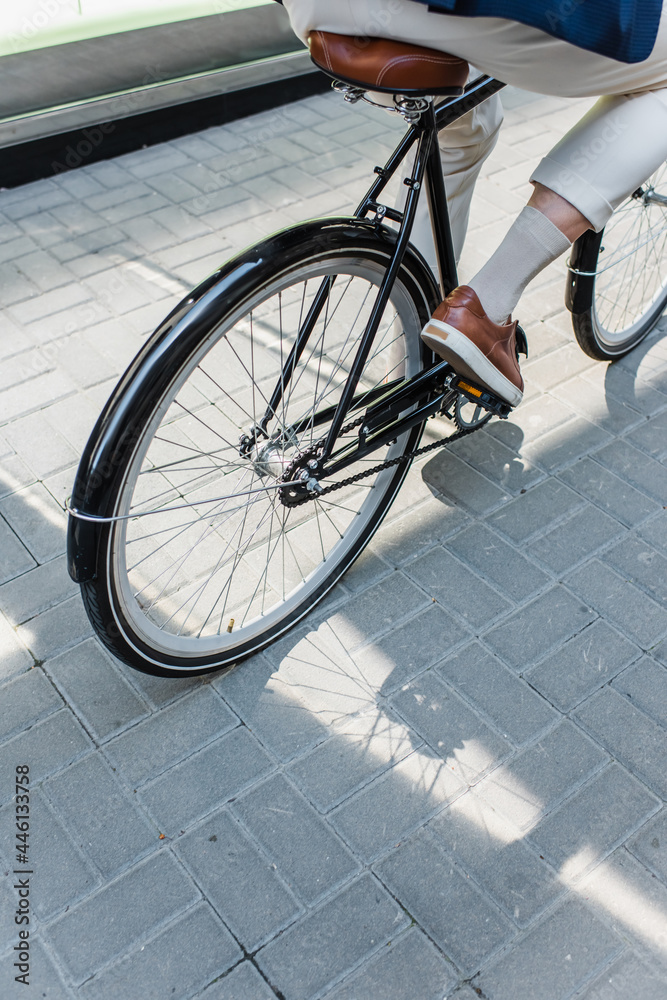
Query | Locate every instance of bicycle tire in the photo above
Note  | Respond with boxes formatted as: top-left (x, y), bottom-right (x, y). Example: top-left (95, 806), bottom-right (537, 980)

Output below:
top-left (71, 220), bottom-right (439, 676)
top-left (569, 162), bottom-right (667, 360)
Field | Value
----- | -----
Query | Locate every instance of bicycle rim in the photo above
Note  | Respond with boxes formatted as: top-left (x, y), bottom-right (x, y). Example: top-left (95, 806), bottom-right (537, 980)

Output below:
top-left (103, 250), bottom-right (427, 670)
top-left (591, 163), bottom-right (667, 351)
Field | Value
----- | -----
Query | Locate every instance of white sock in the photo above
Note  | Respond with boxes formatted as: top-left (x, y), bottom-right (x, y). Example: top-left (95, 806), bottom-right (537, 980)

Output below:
top-left (467, 206), bottom-right (571, 324)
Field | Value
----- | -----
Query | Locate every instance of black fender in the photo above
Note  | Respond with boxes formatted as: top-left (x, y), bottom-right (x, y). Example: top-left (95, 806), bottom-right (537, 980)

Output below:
top-left (67, 217), bottom-right (440, 582)
top-left (565, 228), bottom-right (604, 315)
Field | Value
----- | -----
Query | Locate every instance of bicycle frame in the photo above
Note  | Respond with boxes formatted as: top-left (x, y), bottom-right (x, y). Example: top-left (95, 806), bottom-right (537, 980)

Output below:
top-left (246, 74), bottom-right (507, 486)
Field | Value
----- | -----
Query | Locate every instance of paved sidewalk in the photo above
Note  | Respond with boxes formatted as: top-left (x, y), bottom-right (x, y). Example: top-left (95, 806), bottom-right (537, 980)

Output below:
top-left (1, 83), bottom-right (666, 1000)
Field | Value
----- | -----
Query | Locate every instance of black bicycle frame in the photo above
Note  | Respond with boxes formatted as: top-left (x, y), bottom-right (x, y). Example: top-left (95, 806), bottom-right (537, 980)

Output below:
top-left (255, 74), bottom-right (505, 470)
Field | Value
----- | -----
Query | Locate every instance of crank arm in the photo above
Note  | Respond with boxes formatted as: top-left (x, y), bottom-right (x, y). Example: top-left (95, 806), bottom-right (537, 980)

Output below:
top-left (361, 360), bottom-right (453, 435)
top-left (322, 389), bottom-right (455, 479)
top-left (323, 371), bottom-right (512, 478)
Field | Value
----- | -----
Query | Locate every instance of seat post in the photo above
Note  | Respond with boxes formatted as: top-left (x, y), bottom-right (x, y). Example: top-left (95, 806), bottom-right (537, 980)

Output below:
top-left (423, 101), bottom-right (458, 299)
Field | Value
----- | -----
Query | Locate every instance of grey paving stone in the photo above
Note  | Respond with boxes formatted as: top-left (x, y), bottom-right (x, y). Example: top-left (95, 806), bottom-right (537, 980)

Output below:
top-left (421, 449), bottom-right (508, 514)
top-left (448, 429), bottom-right (543, 493)
top-left (0, 612), bottom-right (33, 681)
top-left (553, 373), bottom-right (644, 435)
top-left (0, 790), bottom-right (99, 920)
top-left (140, 726), bottom-right (274, 836)
top-left (446, 988), bottom-right (480, 1000)
top-left (612, 657), bottom-right (667, 728)
top-left (391, 671), bottom-right (512, 783)
top-left (371, 496), bottom-right (469, 566)
top-left (322, 927), bottom-right (457, 1000)
top-left (523, 344), bottom-right (595, 391)
top-left (0, 516), bottom-right (35, 585)
top-left (0, 868), bottom-right (18, 953)
top-left (352, 604), bottom-right (470, 695)
top-left (528, 503), bottom-right (624, 575)
top-left (583, 359), bottom-right (667, 415)
top-left (654, 637), bottom-right (667, 668)
top-left (176, 809), bottom-right (300, 951)
top-left (566, 560), bottom-right (667, 649)
top-left (0, 668), bottom-right (61, 742)
top-left (331, 749), bottom-right (465, 862)
top-left (521, 416), bottom-right (611, 473)
top-left (9, 283), bottom-right (93, 325)
top-left (17, 595), bottom-right (93, 661)
top-left (215, 653), bottom-right (331, 762)
top-left (526, 619), bottom-right (639, 712)
top-left (376, 830), bottom-right (513, 975)
top-left (287, 708), bottom-right (417, 813)
top-left (47, 639), bottom-right (149, 741)
top-left (579, 951), bottom-right (667, 1000)
top-left (256, 874), bottom-right (405, 1000)
top-left (603, 535), bottom-right (667, 607)
top-left (575, 688), bottom-right (667, 798)
top-left (595, 439), bottom-right (667, 503)
top-left (559, 457), bottom-right (659, 527)
top-left (475, 898), bottom-right (621, 1000)
top-left (196, 962), bottom-right (278, 1000)
top-left (261, 622), bottom-right (376, 727)
top-left (104, 686), bottom-right (237, 786)
top-left (578, 849), bottom-right (667, 973)
top-left (476, 721), bottom-right (606, 830)
top-left (305, 572), bottom-right (429, 654)
top-left (486, 394), bottom-right (575, 450)
top-left (430, 790), bottom-right (563, 927)
top-left (486, 478), bottom-right (583, 544)
top-left (0, 555), bottom-right (78, 625)
top-left (626, 409), bottom-right (667, 460)
top-left (627, 809), bottom-right (667, 884)
top-left (0, 937), bottom-right (74, 1000)
top-left (45, 754), bottom-right (156, 878)
top-left (483, 586), bottom-right (596, 671)
top-left (0, 482), bottom-right (67, 564)
top-left (438, 643), bottom-right (557, 745)
top-left (637, 508), bottom-right (667, 556)
top-left (80, 903), bottom-right (241, 1000)
top-left (47, 850), bottom-right (198, 983)
top-left (118, 666), bottom-right (203, 710)
top-left (0, 712), bottom-right (90, 800)
top-left (446, 524), bottom-right (551, 602)
top-left (403, 546), bottom-right (512, 630)
top-left (338, 546), bottom-right (392, 594)
top-left (232, 774), bottom-right (358, 904)
top-left (529, 763), bottom-right (659, 878)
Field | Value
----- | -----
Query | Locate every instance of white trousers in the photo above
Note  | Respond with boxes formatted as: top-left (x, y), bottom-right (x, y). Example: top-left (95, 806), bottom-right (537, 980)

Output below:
top-left (284, 0), bottom-right (667, 263)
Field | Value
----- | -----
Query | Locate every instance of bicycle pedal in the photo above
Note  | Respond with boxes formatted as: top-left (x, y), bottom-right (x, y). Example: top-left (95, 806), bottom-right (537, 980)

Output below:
top-left (450, 375), bottom-right (513, 419)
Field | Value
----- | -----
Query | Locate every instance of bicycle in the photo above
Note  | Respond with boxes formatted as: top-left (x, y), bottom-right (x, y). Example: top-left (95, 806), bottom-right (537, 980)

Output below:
top-left (66, 32), bottom-right (667, 676)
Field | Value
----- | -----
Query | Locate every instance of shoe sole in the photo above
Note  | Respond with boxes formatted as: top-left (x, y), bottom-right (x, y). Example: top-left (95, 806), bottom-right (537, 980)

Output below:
top-left (421, 319), bottom-right (523, 407)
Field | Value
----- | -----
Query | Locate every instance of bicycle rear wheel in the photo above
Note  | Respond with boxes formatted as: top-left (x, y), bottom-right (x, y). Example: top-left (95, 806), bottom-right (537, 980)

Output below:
top-left (569, 162), bottom-right (667, 360)
top-left (77, 224), bottom-right (436, 675)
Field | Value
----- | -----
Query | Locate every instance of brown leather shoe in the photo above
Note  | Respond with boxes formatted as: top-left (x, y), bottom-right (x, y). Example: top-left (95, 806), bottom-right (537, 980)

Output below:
top-left (421, 286), bottom-right (524, 406)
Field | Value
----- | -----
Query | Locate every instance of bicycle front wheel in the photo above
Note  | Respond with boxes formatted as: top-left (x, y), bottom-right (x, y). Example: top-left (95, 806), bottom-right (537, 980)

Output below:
top-left (78, 223), bottom-right (436, 675)
top-left (569, 162), bottom-right (667, 360)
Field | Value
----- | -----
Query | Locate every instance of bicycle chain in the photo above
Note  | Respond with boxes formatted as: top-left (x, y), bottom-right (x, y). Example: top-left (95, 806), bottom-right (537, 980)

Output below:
top-left (280, 413), bottom-right (480, 506)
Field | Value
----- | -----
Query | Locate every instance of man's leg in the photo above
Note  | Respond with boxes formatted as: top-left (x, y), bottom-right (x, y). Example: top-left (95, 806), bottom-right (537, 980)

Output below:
top-left (405, 93), bottom-right (504, 271)
top-left (423, 88), bottom-right (667, 405)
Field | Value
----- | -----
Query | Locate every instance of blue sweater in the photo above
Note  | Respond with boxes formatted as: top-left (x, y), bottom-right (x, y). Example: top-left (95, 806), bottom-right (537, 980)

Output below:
top-left (421, 1), bottom-right (662, 63)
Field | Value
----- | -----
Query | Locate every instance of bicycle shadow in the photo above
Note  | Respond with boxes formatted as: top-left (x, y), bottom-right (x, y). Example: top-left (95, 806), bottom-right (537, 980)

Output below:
top-left (207, 321), bottom-right (667, 989)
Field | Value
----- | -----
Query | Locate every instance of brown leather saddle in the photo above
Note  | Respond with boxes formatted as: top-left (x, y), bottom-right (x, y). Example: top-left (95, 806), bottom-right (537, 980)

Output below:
top-left (308, 30), bottom-right (468, 96)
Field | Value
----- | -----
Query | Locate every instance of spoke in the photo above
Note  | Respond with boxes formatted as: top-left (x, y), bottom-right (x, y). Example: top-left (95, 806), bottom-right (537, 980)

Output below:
top-left (112, 253), bottom-right (421, 654)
